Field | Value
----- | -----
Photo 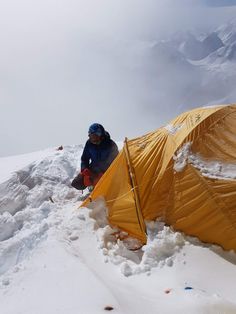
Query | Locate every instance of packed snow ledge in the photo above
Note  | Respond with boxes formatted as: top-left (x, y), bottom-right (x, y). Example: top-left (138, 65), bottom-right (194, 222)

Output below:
top-left (0, 145), bottom-right (236, 314)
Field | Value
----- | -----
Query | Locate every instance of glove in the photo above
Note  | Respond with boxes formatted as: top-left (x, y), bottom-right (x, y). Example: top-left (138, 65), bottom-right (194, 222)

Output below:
top-left (81, 168), bottom-right (93, 187)
top-left (81, 168), bottom-right (92, 176)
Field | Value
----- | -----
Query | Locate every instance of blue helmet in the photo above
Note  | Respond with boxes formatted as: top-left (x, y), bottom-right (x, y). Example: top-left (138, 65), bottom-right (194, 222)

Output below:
top-left (88, 123), bottom-right (105, 136)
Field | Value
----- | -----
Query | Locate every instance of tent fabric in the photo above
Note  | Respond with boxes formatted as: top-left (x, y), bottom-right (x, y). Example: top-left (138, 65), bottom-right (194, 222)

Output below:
top-left (81, 104), bottom-right (236, 251)
top-left (82, 150), bottom-right (146, 242)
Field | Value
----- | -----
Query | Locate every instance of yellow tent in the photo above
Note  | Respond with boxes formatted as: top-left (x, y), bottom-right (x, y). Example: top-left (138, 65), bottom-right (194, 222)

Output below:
top-left (82, 104), bottom-right (236, 251)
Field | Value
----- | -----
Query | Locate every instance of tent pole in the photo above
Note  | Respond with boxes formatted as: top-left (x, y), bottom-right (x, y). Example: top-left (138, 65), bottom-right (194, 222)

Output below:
top-left (124, 137), bottom-right (146, 235)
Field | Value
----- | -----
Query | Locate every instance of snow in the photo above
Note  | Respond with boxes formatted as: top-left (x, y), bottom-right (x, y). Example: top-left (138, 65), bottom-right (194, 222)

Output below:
top-left (0, 145), bottom-right (236, 314)
top-left (174, 142), bottom-right (236, 180)
top-left (216, 18), bottom-right (236, 46)
top-left (147, 19), bottom-right (236, 110)
top-left (0, 149), bottom-right (55, 184)
top-left (174, 142), bottom-right (192, 172)
top-left (164, 124), bottom-right (183, 135)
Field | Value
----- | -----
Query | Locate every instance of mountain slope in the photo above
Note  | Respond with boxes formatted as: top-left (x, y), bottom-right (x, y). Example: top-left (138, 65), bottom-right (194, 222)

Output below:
top-left (0, 146), bottom-right (236, 314)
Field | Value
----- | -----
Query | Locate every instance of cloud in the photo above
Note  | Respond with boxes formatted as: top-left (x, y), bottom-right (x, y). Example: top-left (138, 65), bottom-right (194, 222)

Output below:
top-left (204, 0), bottom-right (236, 7)
top-left (1, 0), bottom-right (236, 156)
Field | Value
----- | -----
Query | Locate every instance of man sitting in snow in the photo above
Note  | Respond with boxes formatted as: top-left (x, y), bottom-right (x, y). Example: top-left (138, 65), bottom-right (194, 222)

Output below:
top-left (71, 123), bottom-right (119, 191)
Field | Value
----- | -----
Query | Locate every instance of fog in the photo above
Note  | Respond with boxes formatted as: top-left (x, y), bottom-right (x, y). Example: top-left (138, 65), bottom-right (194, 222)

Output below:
top-left (1, 0), bottom-right (236, 156)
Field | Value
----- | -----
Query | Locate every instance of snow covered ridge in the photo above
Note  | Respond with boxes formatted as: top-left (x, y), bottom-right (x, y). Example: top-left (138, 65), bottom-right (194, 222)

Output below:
top-left (175, 18), bottom-right (236, 62)
top-left (0, 145), bottom-right (83, 276)
top-left (174, 142), bottom-right (236, 180)
top-left (1, 146), bottom-right (236, 313)
top-left (0, 145), bottom-right (83, 215)
top-left (0, 143), bottom-right (235, 280)
top-left (0, 144), bottom-right (212, 279)
top-left (148, 18), bottom-right (236, 110)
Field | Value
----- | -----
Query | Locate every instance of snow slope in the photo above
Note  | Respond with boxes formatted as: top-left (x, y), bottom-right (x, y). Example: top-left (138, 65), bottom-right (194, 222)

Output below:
top-left (0, 145), bottom-right (236, 314)
top-left (0, 148), bottom-right (56, 184)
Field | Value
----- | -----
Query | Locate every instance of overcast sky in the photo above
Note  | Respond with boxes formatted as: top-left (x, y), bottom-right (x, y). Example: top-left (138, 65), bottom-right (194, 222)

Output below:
top-left (1, 0), bottom-right (236, 157)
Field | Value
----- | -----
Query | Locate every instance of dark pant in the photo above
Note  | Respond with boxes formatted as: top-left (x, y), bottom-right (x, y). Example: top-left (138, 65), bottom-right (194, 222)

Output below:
top-left (71, 173), bottom-right (86, 190)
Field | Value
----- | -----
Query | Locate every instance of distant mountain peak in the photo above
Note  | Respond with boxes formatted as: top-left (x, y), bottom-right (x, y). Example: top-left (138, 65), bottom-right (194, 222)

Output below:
top-left (216, 18), bottom-right (236, 45)
top-left (179, 31), bottom-right (224, 61)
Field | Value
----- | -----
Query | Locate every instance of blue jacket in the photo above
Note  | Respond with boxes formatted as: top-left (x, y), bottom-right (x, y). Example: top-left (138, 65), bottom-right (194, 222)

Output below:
top-left (81, 132), bottom-right (119, 174)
